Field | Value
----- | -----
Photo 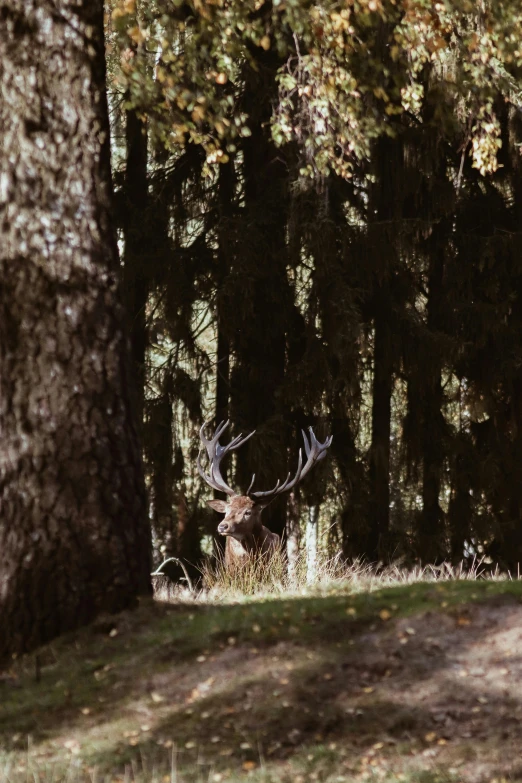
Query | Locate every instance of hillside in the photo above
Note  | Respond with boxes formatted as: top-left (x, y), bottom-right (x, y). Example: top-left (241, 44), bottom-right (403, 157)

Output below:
top-left (2, 580), bottom-right (522, 783)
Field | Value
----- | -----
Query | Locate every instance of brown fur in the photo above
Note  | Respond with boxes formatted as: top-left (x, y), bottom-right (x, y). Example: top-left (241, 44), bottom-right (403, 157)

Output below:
top-left (207, 496), bottom-right (280, 568)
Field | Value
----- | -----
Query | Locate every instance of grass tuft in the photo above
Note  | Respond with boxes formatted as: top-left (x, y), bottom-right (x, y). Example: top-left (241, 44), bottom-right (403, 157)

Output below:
top-left (155, 551), bottom-right (508, 605)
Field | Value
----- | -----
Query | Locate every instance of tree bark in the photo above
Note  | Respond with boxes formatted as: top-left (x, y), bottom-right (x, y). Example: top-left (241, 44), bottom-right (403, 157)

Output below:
top-left (0, 0), bottom-right (151, 662)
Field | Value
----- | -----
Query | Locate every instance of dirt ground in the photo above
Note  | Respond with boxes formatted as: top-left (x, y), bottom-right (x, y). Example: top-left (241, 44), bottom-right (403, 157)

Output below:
top-left (1, 581), bottom-right (522, 782)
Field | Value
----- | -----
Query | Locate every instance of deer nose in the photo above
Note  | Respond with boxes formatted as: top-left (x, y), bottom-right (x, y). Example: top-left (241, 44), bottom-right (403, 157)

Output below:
top-left (218, 522), bottom-right (229, 535)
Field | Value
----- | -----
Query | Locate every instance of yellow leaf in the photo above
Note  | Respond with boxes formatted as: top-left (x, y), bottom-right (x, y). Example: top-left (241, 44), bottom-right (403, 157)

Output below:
top-left (192, 106), bottom-right (205, 123)
top-left (242, 761), bottom-right (257, 771)
top-left (425, 732), bottom-right (437, 742)
top-left (346, 607), bottom-right (357, 616)
top-left (379, 609), bottom-right (392, 621)
top-left (260, 35), bottom-right (271, 50)
top-left (457, 617), bottom-right (470, 626)
top-left (127, 26), bottom-right (145, 45)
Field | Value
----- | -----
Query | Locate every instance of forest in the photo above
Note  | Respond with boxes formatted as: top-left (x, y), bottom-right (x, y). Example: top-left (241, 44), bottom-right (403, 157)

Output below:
top-left (3, 1), bottom-right (522, 781)
top-left (106, 0), bottom-right (522, 572)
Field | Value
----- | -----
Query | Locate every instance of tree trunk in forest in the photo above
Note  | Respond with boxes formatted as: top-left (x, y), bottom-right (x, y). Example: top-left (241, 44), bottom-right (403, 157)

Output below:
top-left (306, 505), bottom-right (319, 584)
top-left (0, 0), bottom-right (151, 662)
top-left (418, 246), bottom-right (446, 562)
top-left (213, 162), bottom-right (235, 558)
top-left (367, 307), bottom-right (392, 560)
top-left (286, 491), bottom-right (301, 582)
top-left (449, 454), bottom-right (472, 564)
top-left (123, 109), bottom-right (149, 430)
top-left (215, 161), bottom-right (234, 429)
top-left (148, 391), bottom-right (176, 562)
top-left (231, 58), bottom-right (289, 540)
top-left (366, 136), bottom-right (402, 561)
top-left (495, 150), bottom-right (522, 568)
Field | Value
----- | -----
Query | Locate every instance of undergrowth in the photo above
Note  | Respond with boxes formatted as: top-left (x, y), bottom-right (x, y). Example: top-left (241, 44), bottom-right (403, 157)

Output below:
top-left (154, 550), bottom-right (507, 604)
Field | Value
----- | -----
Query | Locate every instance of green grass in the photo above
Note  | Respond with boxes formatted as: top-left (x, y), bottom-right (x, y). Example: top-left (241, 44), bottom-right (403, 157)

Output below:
top-left (1, 576), bottom-right (522, 783)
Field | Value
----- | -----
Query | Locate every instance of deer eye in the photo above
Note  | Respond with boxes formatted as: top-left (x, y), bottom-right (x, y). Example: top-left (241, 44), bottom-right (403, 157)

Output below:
top-left (244, 510), bottom-right (251, 518)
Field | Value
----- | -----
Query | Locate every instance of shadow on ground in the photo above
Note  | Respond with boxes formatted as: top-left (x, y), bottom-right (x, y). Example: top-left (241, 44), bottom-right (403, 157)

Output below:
top-left (2, 580), bottom-right (522, 782)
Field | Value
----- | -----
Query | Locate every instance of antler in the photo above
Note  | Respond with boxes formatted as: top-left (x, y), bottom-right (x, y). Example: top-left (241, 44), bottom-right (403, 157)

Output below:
top-left (248, 427), bottom-right (333, 504)
top-left (197, 420), bottom-right (255, 496)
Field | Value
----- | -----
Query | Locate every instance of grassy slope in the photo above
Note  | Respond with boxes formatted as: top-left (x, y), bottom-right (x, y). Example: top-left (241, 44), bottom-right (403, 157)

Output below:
top-left (1, 579), bottom-right (522, 783)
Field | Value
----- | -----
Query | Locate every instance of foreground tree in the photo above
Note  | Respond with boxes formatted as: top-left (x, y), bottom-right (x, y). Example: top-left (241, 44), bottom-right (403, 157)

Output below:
top-left (0, 0), bottom-right (152, 663)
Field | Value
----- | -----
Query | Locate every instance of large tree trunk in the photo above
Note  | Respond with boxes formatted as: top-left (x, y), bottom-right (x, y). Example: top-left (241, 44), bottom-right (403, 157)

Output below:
top-left (0, 0), bottom-right (151, 662)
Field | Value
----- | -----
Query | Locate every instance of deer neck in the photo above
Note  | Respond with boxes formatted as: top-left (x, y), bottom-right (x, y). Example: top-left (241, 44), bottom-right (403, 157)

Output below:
top-left (226, 523), bottom-right (265, 554)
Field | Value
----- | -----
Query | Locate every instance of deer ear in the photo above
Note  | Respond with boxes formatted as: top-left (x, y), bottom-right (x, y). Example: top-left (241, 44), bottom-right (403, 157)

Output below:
top-left (207, 499), bottom-right (228, 513)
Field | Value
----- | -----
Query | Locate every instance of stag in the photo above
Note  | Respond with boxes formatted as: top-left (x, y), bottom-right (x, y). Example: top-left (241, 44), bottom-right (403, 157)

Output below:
top-left (198, 421), bottom-right (332, 568)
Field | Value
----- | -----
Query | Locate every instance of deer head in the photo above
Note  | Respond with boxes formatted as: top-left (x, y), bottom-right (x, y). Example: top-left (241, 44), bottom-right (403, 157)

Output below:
top-left (207, 496), bottom-right (262, 541)
top-left (198, 420), bottom-right (332, 543)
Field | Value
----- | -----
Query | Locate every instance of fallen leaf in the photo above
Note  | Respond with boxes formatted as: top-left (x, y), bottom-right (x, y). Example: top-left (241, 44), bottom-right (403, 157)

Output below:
top-left (151, 692), bottom-right (164, 703)
top-left (242, 761), bottom-right (257, 771)
top-left (424, 732), bottom-right (437, 742)
top-left (457, 617), bottom-right (471, 626)
top-left (379, 609), bottom-right (392, 621)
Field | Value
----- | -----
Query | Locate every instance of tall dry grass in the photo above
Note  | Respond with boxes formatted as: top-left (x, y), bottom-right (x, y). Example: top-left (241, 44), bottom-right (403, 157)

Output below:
top-left (153, 547), bottom-right (507, 604)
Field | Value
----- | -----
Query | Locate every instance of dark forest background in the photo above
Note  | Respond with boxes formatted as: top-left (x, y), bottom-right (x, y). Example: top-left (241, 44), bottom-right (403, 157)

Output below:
top-left (107, 0), bottom-right (522, 572)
